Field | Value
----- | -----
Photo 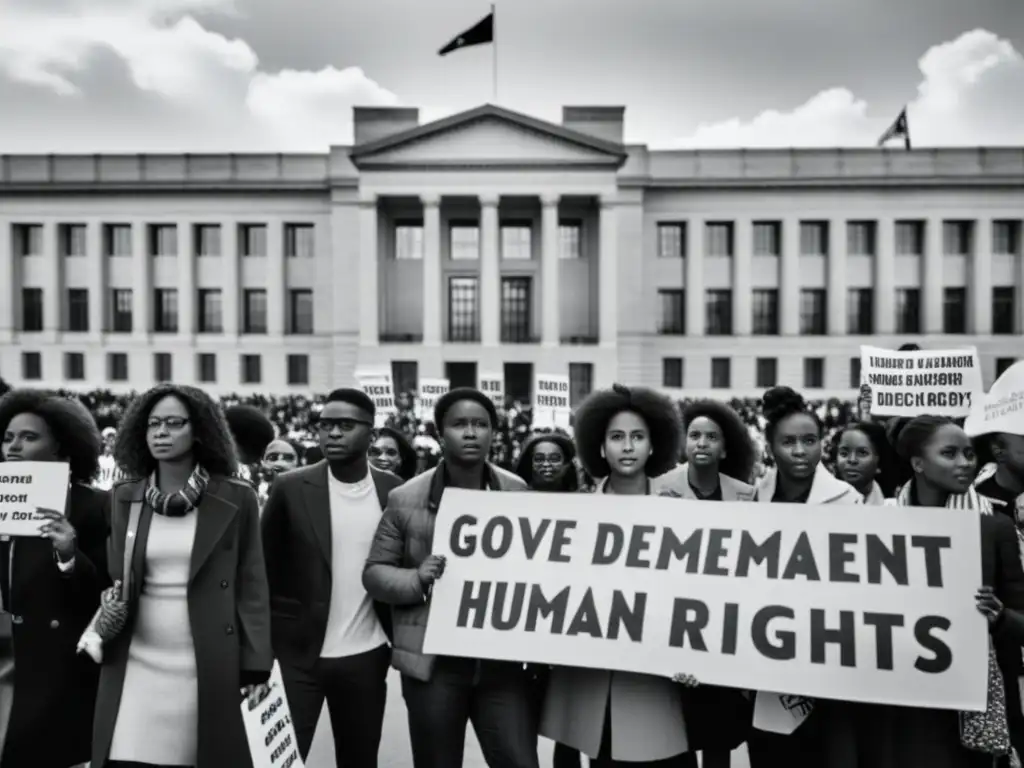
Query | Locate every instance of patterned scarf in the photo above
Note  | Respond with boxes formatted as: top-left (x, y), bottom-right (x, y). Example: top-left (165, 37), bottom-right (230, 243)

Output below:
top-left (893, 481), bottom-right (993, 513)
top-left (145, 464), bottom-right (210, 517)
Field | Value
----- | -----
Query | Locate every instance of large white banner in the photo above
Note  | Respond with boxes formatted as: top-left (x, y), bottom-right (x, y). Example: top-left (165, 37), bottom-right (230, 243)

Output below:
top-left (0, 462), bottom-right (69, 537)
top-left (423, 489), bottom-right (988, 711)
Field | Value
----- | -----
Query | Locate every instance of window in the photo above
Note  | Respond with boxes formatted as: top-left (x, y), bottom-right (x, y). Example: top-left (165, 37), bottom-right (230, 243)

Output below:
top-left (63, 352), bottom-right (85, 381)
top-left (240, 225), bottom-right (267, 257)
top-left (111, 289), bottom-right (133, 333)
top-left (943, 221), bottom-right (972, 255)
top-left (501, 223), bottom-right (532, 260)
top-left (994, 221), bottom-right (1020, 255)
top-left (993, 287), bottom-right (1015, 335)
top-left (153, 289), bottom-right (178, 333)
top-left (104, 224), bottom-right (132, 257)
top-left (391, 361), bottom-right (419, 395)
top-left (895, 288), bottom-right (921, 334)
top-left (800, 289), bottom-right (826, 335)
top-left (197, 353), bottom-right (217, 383)
top-left (705, 223), bottom-right (733, 257)
top-left (59, 224), bottom-right (86, 257)
top-left (895, 221), bottom-right (924, 255)
top-left (847, 289), bottom-right (874, 335)
top-left (753, 222), bottom-right (780, 256)
top-left (752, 289), bottom-right (778, 335)
top-left (662, 358), bottom-right (683, 388)
top-left (756, 358), bottom-right (777, 388)
top-left (657, 223), bottom-right (686, 259)
top-left (504, 363), bottom-right (532, 404)
top-left (943, 287), bottom-right (966, 334)
top-left (241, 354), bottom-right (262, 384)
top-left (287, 354), bottom-right (309, 385)
top-left (154, 352), bottom-right (172, 382)
top-left (21, 351), bottom-right (41, 381)
top-left (711, 358), bottom-right (731, 389)
top-left (559, 221), bottom-right (582, 259)
top-left (243, 289), bottom-right (267, 334)
top-left (446, 361), bottom-right (478, 390)
top-left (395, 222), bottom-right (424, 260)
top-left (450, 223), bottom-right (479, 261)
top-left (198, 289), bottom-right (223, 333)
top-left (107, 353), bottom-right (128, 382)
top-left (285, 224), bottom-right (314, 258)
top-left (194, 225), bottom-right (221, 257)
top-left (501, 277), bottom-right (532, 342)
top-left (997, 358), bottom-right (1017, 378)
top-left (13, 224), bottom-right (42, 257)
top-left (850, 358), bottom-right (862, 389)
top-left (149, 224), bottom-right (177, 256)
top-left (657, 290), bottom-right (685, 335)
top-left (288, 289), bottom-right (313, 335)
top-left (847, 222), bottom-right (876, 255)
top-left (568, 363), bottom-right (594, 408)
top-left (804, 358), bottom-right (825, 389)
top-left (21, 288), bottom-right (43, 331)
top-left (705, 290), bottom-right (732, 336)
top-left (448, 277), bottom-right (479, 342)
top-left (800, 222), bottom-right (828, 256)
top-left (67, 288), bottom-right (89, 332)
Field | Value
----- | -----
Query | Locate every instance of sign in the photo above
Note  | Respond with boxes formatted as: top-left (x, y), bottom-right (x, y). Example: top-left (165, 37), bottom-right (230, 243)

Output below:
top-left (417, 378), bottom-right (450, 422)
top-left (479, 372), bottom-right (505, 409)
top-left (532, 373), bottom-right (571, 429)
top-left (422, 489), bottom-right (988, 711)
top-left (241, 661), bottom-right (305, 768)
top-left (965, 361), bottom-right (1024, 438)
top-left (0, 462), bottom-right (69, 537)
top-left (355, 371), bottom-right (396, 427)
top-left (861, 345), bottom-right (982, 418)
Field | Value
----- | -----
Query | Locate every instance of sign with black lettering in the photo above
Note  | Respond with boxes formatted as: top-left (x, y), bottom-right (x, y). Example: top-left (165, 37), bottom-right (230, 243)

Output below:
top-left (965, 360), bottom-right (1024, 438)
top-left (0, 461), bottom-right (69, 537)
top-left (861, 345), bottom-right (982, 418)
top-left (240, 661), bottom-right (304, 768)
top-left (532, 373), bottom-right (571, 429)
top-left (355, 370), bottom-right (397, 428)
top-left (422, 489), bottom-right (988, 711)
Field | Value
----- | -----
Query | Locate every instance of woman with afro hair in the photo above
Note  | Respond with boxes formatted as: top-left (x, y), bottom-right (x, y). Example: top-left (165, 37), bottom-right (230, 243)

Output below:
top-left (0, 389), bottom-right (110, 768)
top-left (369, 426), bottom-right (418, 482)
top-left (539, 384), bottom-right (701, 768)
top-left (90, 384), bottom-right (271, 768)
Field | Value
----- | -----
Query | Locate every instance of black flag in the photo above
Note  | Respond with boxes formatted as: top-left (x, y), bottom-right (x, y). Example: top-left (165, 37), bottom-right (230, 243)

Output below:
top-left (439, 12), bottom-right (494, 56)
top-left (877, 107), bottom-right (911, 150)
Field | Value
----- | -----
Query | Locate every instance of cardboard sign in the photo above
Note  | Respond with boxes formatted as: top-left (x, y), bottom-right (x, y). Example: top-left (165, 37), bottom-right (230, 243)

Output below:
top-left (241, 661), bottom-right (305, 768)
top-left (478, 372), bottom-right (505, 409)
top-left (417, 378), bottom-right (450, 422)
top-left (532, 373), bottom-right (571, 429)
top-left (355, 371), bottom-right (396, 427)
top-left (964, 361), bottom-right (1024, 438)
top-left (0, 462), bottom-right (69, 537)
top-left (861, 345), bottom-right (982, 418)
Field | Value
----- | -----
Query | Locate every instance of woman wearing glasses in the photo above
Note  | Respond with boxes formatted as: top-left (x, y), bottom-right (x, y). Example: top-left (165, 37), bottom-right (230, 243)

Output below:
top-left (91, 384), bottom-right (272, 768)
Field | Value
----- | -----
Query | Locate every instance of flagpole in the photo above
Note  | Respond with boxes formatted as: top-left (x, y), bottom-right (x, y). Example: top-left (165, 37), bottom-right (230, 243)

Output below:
top-left (491, 2), bottom-right (497, 103)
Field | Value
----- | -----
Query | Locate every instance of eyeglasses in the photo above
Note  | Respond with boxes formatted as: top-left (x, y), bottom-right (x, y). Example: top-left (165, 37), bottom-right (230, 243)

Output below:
top-left (147, 417), bottom-right (190, 430)
top-left (317, 418), bottom-right (372, 433)
top-left (264, 452), bottom-right (296, 462)
top-left (532, 453), bottom-right (564, 466)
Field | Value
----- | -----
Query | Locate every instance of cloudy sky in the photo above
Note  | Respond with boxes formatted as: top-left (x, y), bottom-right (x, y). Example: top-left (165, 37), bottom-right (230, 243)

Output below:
top-left (1, 0), bottom-right (1022, 152)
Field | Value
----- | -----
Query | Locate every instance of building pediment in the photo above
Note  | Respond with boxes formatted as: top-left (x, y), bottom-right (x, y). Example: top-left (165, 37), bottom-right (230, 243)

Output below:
top-left (349, 104), bottom-right (627, 170)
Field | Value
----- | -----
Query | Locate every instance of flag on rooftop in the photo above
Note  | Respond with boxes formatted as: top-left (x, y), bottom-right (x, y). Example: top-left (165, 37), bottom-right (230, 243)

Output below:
top-left (877, 107), bottom-right (911, 150)
top-left (438, 11), bottom-right (494, 56)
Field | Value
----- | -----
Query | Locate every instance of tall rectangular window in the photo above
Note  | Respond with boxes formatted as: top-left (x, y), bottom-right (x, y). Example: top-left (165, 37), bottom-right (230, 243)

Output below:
top-left (448, 277), bottom-right (479, 341)
top-left (847, 288), bottom-right (874, 334)
top-left (705, 223), bottom-right (733, 257)
top-left (59, 224), bottom-right (86, 257)
top-left (799, 222), bottom-right (828, 255)
top-left (395, 222), bottom-right (424, 260)
top-left (154, 352), bottom-right (173, 382)
top-left (994, 221), bottom-right (1020, 255)
top-left (446, 362), bottom-right (478, 390)
top-left (240, 225), bottom-right (267, 257)
top-left (194, 225), bottom-right (221, 257)
top-left (500, 277), bottom-right (531, 342)
top-left (847, 222), bottom-right (876, 255)
top-left (450, 223), bottom-right (479, 261)
top-left (21, 352), bottom-right (42, 380)
top-left (107, 353), bottom-right (128, 382)
top-left (895, 221), bottom-right (924, 255)
top-left (111, 289), bottom-right (133, 333)
top-left (711, 358), bottom-right (731, 388)
top-left (197, 353), bottom-right (217, 383)
top-left (288, 289), bottom-right (313, 335)
top-left (67, 288), bottom-right (89, 332)
top-left (850, 358), bottom-right (862, 389)
top-left (287, 354), bottom-right (309, 385)
top-left (391, 361), bottom-right (419, 395)
top-left (285, 224), bottom-right (314, 258)
top-left (753, 222), bottom-right (780, 256)
top-left (104, 224), bottom-right (132, 257)
top-left (13, 224), bottom-right (42, 257)
top-left (657, 223), bottom-right (686, 259)
top-left (658, 290), bottom-right (685, 335)
top-left (943, 221), bottom-right (972, 255)
top-left (756, 358), bottom-right (778, 388)
top-left (705, 290), bottom-right (732, 335)
top-left (568, 363), bottom-right (593, 408)
top-left (64, 352), bottom-right (85, 381)
top-left (559, 221), bottom-right (582, 259)
top-left (500, 223), bottom-right (532, 260)
top-left (943, 287), bottom-right (967, 334)
top-left (895, 288), bottom-right (921, 334)
top-left (662, 358), bottom-right (683, 388)
top-left (243, 289), bottom-right (267, 334)
top-left (241, 354), bottom-right (262, 384)
top-left (800, 289), bottom-right (826, 335)
top-left (751, 289), bottom-right (778, 335)
top-left (804, 358), bottom-right (825, 389)
top-left (153, 289), bottom-right (178, 333)
top-left (148, 224), bottom-right (177, 256)
top-left (993, 287), bottom-right (1015, 335)
top-left (22, 288), bottom-right (43, 331)
top-left (198, 289), bottom-right (223, 333)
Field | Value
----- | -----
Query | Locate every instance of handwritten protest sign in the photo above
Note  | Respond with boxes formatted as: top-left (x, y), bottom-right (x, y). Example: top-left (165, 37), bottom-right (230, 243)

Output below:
top-left (0, 462), bottom-right (69, 537)
top-left (478, 372), bottom-right (505, 409)
top-left (965, 361), bottom-right (1024, 438)
top-left (417, 378), bottom-right (450, 421)
top-left (532, 373), bottom-right (571, 429)
top-left (423, 489), bottom-right (988, 711)
top-left (861, 345), bottom-right (982, 418)
top-left (241, 661), bottom-right (304, 768)
top-left (355, 371), bottom-right (396, 427)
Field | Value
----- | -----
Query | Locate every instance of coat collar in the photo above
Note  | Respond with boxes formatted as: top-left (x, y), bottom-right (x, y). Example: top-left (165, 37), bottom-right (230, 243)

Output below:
top-left (756, 463), bottom-right (860, 504)
top-left (427, 460), bottom-right (501, 514)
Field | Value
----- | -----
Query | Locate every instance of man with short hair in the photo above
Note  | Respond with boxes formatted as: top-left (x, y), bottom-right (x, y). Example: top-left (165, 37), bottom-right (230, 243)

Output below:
top-left (262, 388), bottom-right (402, 767)
top-left (364, 387), bottom-right (539, 768)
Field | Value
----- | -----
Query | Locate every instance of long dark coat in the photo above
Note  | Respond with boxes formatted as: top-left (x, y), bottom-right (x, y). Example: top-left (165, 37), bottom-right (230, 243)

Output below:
top-left (0, 482), bottom-right (110, 768)
top-left (91, 475), bottom-right (272, 768)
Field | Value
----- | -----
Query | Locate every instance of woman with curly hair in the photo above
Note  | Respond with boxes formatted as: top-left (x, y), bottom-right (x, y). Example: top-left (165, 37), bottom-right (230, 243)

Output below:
top-left (368, 426), bottom-right (417, 481)
top-left (515, 432), bottom-right (579, 493)
top-left (829, 421), bottom-right (898, 502)
top-left (90, 384), bottom-right (272, 768)
top-left (540, 384), bottom-right (701, 768)
top-left (0, 389), bottom-right (110, 768)
top-left (658, 399), bottom-right (757, 501)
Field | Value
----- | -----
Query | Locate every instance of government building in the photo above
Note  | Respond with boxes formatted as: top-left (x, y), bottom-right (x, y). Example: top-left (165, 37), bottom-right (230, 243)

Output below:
top-left (1, 103), bottom-right (1022, 404)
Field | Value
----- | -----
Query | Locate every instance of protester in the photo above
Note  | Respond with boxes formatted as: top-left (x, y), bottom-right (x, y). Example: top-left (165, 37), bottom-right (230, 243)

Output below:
top-left (0, 389), bottom-right (110, 768)
top-left (262, 438), bottom-right (300, 479)
top-left (363, 387), bottom-right (539, 768)
top-left (369, 426), bottom-right (418, 481)
top-left (829, 420), bottom-right (897, 501)
top-left (91, 384), bottom-right (271, 768)
top-left (261, 388), bottom-right (402, 766)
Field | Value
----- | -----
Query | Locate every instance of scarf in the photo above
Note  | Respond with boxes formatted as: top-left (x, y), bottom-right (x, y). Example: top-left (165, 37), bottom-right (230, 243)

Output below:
top-left (145, 464), bottom-right (210, 517)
